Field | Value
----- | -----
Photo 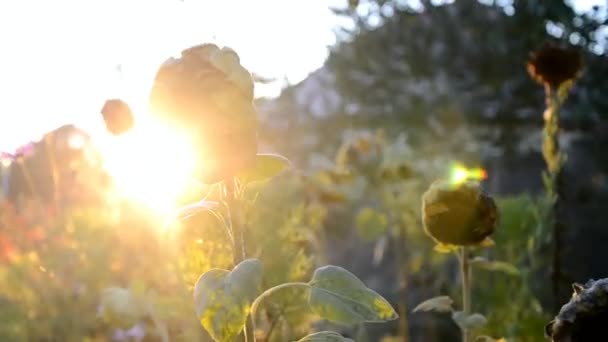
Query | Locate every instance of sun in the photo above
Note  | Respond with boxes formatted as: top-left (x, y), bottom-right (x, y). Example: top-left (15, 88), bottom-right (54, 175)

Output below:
top-left (93, 114), bottom-right (202, 218)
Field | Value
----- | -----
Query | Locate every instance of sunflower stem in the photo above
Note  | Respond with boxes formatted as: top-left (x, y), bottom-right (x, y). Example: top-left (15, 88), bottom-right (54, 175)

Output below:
top-left (224, 178), bottom-right (253, 342)
top-left (459, 246), bottom-right (471, 342)
top-left (543, 85), bottom-right (565, 313)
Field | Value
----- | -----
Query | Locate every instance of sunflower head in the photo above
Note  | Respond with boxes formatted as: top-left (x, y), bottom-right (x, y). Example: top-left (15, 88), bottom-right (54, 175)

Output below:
top-left (527, 41), bottom-right (583, 89)
top-left (421, 180), bottom-right (498, 246)
top-left (148, 43), bottom-right (257, 184)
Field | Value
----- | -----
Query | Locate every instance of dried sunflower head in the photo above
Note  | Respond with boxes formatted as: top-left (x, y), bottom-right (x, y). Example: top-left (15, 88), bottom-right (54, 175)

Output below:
top-left (148, 43), bottom-right (257, 184)
top-left (527, 41), bottom-right (583, 89)
top-left (545, 278), bottom-right (608, 341)
top-left (421, 180), bottom-right (498, 246)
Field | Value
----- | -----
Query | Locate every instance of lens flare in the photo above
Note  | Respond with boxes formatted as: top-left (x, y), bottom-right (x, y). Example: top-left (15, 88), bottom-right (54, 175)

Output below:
top-left (94, 114), bottom-right (201, 217)
top-left (449, 162), bottom-right (487, 185)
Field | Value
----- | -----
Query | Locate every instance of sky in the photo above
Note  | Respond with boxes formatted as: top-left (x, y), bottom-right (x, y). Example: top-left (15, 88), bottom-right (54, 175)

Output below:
top-left (0, 0), bottom-right (604, 153)
top-left (0, 0), bottom-right (341, 153)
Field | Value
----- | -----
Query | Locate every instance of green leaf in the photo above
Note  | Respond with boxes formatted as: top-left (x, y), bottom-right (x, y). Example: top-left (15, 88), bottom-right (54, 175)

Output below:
top-left (238, 153), bottom-right (290, 184)
top-left (452, 312), bottom-right (487, 330)
top-left (193, 259), bottom-right (263, 342)
top-left (99, 287), bottom-right (144, 329)
top-left (355, 207), bottom-right (388, 241)
top-left (295, 331), bottom-right (354, 342)
top-left (227, 258), bottom-right (264, 302)
top-left (412, 296), bottom-right (454, 313)
top-left (470, 257), bottom-right (520, 276)
top-left (308, 265), bottom-right (398, 325)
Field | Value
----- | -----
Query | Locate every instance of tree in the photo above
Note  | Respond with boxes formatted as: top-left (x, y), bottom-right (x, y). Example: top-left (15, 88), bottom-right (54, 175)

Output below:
top-left (327, 0), bottom-right (607, 127)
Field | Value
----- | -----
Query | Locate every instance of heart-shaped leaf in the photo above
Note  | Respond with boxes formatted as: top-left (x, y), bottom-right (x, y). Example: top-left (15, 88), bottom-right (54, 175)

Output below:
top-left (238, 153), bottom-right (290, 184)
top-left (295, 331), bottom-right (354, 342)
top-left (193, 259), bottom-right (263, 342)
top-left (308, 265), bottom-right (398, 325)
top-left (412, 296), bottom-right (454, 313)
top-left (98, 287), bottom-right (144, 329)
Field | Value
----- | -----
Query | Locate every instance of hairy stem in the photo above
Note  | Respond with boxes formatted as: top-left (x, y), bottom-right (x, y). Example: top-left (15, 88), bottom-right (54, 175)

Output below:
top-left (225, 178), bottom-right (246, 263)
top-left (459, 247), bottom-right (471, 342)
top-left (224, 178), bottom-right (251, 341)
top-left (543, 86), bottom-right (564, 312)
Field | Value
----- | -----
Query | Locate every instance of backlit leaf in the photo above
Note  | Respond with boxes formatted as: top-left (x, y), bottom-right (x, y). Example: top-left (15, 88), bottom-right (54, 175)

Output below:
top-left (193, 259), bottom-right (263, 342)
top-left (308, 265), bottom-right (398, 325)
top-left (238, 153), bottom-right (290, 184)
top-left (412, 296), bottom-right (454, 313)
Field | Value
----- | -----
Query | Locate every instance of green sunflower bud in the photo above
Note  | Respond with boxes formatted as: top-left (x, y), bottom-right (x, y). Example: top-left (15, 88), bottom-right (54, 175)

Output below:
top-left (421, 180), bottom-right (498, 246)
top-left (545, 279), bottom-right (608, 342)
top-left (148, 43), bottom-right (257, 184)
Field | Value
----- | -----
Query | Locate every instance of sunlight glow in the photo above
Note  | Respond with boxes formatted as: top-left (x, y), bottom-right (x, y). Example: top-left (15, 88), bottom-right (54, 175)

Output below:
top-left (95, 114), bottom-right (200, 218)
top-left (449, 162), bottom-right (488, 185)
top-left (68, 133), bottom-right (87, 150)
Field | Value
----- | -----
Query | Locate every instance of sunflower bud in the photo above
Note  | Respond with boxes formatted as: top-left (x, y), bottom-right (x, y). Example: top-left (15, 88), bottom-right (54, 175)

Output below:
top-left (527, 41), bottom-right (583, 90)
top-left (100, 99), bottom-right (134, 136)
top-left (148, 43), bottom-right (257, 184)
top-left (545, 278), bottom-right (608, 341)
top-left (421, 180), bottom-right (498, 246)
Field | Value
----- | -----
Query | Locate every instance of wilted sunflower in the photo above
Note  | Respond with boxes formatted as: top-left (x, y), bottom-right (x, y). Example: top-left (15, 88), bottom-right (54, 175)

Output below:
top-left (545, 278), bottom-right (608, 342)
top-left (421, 180), bottom-right (498, 246)
top-left (148, 43), bottom-right (257, 184)
top-left (100, 99), bottom-right (134, 136)
top-left (527, 41), bottom-right (583, 89)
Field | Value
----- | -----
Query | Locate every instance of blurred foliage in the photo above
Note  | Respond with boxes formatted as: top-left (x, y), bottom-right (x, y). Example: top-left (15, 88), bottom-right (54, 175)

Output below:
top-left (473, 195), bottom-right (552, 341)
top-left (308, 130), bottom-right (558, 341)
top-left (328, 0), bottom-right (608, 127)
top-left (0, 168), bottom-right (329, 341)
top-left (1, 1), bottom-right (604, 341)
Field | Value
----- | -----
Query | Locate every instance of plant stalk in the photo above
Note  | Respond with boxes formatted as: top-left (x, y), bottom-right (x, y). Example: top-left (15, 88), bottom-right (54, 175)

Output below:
top-left (543, 85), bottom-right (564, 312)
top-left (459, 247), bottom-right (471, 342)
top-left (224, 178), bottom-right (251, 341)
top-left (225, 178), bottom-right (246, 264)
